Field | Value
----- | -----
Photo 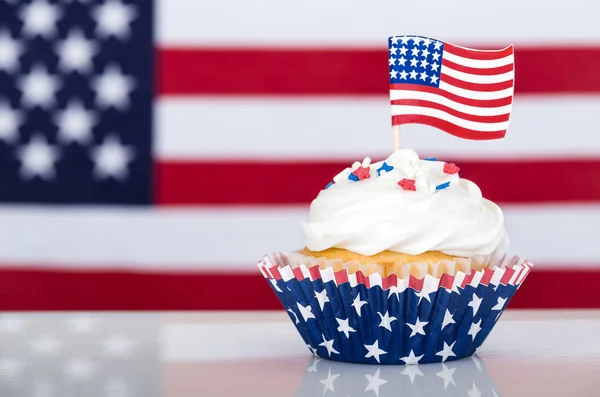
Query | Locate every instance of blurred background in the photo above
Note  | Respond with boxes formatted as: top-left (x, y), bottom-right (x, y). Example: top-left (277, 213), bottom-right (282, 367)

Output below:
top-left (0, 0), bottom-right (598, 310)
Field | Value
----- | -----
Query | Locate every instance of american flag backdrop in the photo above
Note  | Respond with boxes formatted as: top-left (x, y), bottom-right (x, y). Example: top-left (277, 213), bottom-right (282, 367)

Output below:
top-left (0, 0), bottom-right (599, 310)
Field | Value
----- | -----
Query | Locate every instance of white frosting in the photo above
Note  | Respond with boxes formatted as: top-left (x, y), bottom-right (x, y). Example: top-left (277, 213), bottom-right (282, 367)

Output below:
top-left (302, 149), bottom-right (508, 257)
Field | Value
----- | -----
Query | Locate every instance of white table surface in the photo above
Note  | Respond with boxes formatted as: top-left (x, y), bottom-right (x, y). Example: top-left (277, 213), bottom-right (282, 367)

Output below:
top-left (0, 310), bottom-right (598, 396)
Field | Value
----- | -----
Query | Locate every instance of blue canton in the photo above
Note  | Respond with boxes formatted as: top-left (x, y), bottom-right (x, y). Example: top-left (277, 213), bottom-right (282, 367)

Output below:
top-left (0, 0), bottom-right (153, 205)
top-left (389, 35), bottom-right (444, 88)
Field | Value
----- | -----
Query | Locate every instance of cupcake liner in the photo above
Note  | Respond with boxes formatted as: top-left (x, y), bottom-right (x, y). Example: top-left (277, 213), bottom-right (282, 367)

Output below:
top-left (258, 252), bottom-right (532, 365)
top-left (296, 354), bottom-right (500, 396)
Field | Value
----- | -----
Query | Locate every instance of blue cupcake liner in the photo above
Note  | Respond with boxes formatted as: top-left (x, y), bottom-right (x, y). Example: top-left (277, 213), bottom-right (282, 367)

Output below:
top-left (259, 253), bottom-right (532, 365)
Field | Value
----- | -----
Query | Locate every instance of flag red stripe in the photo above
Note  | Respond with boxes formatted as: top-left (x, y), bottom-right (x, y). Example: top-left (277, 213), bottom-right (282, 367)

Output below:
top-left (392, 114), bottom-right (506, 140)
top-left (158, 47), bottom-right (600, 95)
top-left (0, 268), bottom-right (594, 310)
top-left (157, 159), bottom-right (600, 205)
top-left (391, 84), bottom-right (514, 107)
top-left (440, 74), bottom-right (514, 92)
top-left (444, 43), bottom-right (514, 60)
top-left (441, 58), bottom-right (514, 75)
top-left (390, 99), bottom-right (511, 123)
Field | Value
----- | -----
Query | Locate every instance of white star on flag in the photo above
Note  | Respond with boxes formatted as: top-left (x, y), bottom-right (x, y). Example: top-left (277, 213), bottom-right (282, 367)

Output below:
top-left (0, 29), bottom-right (23, 72)
top-left (319, 368), bottom-right (339, 395)
top-left (377, 311), bottom-right (397, 332)
top-left (400, 362), bottom-right (424, 383)
top-left (296, 302), bottom-right (316, 322)
top-left (17, 134), bottom-right (60, 180)
top-left (441, 309), bottom-right (456, 330)
top-left (436, 363), bottom-right (457, 389)
top-left (468, 319), bottom-right (483, 341)
top-left (91, 134), bottom-right (135, 180)
top-left (92, 64), bottom-right (136, 110)
top-left (365, 368), bottom-right (388, 397)
top-left (56, 29), bottom-right (98, 73)
top-left (0, 358), bottom-right (25, 379)
top-left (352, 293), bottom-right (367, 316)
top-left (0, 316), bottom-right (26, 333)
top-left (364, 340), bottom-right (387, 363)
top-left (92, 0), bottom-right (137, 40)
top-left (468, 294), bottom-right (483, 315)
top-left (105, 377), bottom-right (129, 397)
top-left (66, 314), bottom-right (100, 332)
top-left (318, 334), bottom-right (339, 357)
top-left (0, 100), bottom-right (22, 143)
top-left (400, 350), bottom-right (424, 365)
top-left (30, 335), bottom-right (61, 355)
top-left (335, 318), bottom-right (356, 338)
top-left (20, 0), bottom-right (62, 38)
top-left (492, 296), bottom-right (507, 310)
top-left (104, 334), bottom-right (134, 357)
top-left (406, 317), bottom-right (428, 337)
top-left (18, 64), bottom-right (61, 108)
top-left (55, 100), bottom-right (97, 144)
top-left (314, 289), bottom-right (330, 310)
top-left (64, 358), bottom-right (97, 381)
top-left (435, 341), bottom-right (457, 362)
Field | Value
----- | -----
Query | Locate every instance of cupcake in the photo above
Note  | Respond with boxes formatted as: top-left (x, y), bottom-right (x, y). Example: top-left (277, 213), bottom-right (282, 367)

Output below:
top-left (258, 149), bottom-right (532, 365)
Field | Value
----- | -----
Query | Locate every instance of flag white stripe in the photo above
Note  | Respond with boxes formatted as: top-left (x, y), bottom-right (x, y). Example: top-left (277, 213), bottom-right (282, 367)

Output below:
top-left (440, 65), bottom-right (514, 84)
top-left (390, 90), bottom-right (511, 116)
top-left (156, 96), bottom-right (600, 160)
top-left (158, 0), bottom-right (600, 45)
top-left (439, 81), bottom-right (513, 100)
top-left (443, 51), bottom-right (514, 69)
top-left (0, 205), bottom-right (598, 268)
top-left (391, 105), bottom-right (509, 131)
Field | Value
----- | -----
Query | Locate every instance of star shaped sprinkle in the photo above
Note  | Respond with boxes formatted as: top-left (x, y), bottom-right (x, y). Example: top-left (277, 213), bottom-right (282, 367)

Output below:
top-left (352, 166), bottom-right (371, 181)
top-left (436, 182), bottom-right (451, 191)
top-left (443, 162), bottom-right (460, 174)
top-left (398, 178), bottom-right (416, 191)
top-left (376, 162), bottom-right (394, 176)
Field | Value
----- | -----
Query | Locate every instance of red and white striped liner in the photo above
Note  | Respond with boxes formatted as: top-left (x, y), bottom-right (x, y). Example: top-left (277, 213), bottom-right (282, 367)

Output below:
top-left (258, 253), bottom-right (534, 293)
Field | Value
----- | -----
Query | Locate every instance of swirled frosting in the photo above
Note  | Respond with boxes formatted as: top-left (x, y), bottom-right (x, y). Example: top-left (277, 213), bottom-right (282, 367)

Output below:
top-left (302, 149), bottom-right (508, 257)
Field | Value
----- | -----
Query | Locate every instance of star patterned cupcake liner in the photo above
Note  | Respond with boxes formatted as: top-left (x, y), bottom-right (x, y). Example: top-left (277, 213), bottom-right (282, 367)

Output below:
top-left (258, 252), bottom-right (532, 365)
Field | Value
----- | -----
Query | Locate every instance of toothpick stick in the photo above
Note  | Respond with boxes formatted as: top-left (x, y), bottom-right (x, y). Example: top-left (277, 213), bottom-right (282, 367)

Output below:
top-left (393, 125), bottom-right (401, 151)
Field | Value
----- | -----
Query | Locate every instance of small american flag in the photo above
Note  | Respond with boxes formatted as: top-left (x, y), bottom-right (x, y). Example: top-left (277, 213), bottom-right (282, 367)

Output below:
top-left (389, 35), bottom-right (514, 140)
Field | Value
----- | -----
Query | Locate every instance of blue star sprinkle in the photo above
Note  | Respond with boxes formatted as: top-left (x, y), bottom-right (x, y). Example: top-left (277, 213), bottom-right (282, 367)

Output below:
top-left (436, 182), bottom-right (451, 190)
top-left (376, 162), bottom-right (394, 176)
top-left (348, 173), bottom-right (359, 181)
top-left (424, 157), bottom-right (437, 161)
top-left (325, 182), bottom-right (333, 189)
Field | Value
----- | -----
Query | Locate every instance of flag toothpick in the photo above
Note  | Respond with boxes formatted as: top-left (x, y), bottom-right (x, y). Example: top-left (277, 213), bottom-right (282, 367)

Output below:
top-left (393, 125), bottom-right (401, 151)
top-left (388, 35), bottom-right (515, 141)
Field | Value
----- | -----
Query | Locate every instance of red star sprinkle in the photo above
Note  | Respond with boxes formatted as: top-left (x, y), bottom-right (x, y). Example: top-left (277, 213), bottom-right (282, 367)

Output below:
top-left (443, 163), bottom-right (460, 174)
top-left (352, 166), bottom-right (371, 181)
top-left (398, 178), bottom-right (416, 191)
